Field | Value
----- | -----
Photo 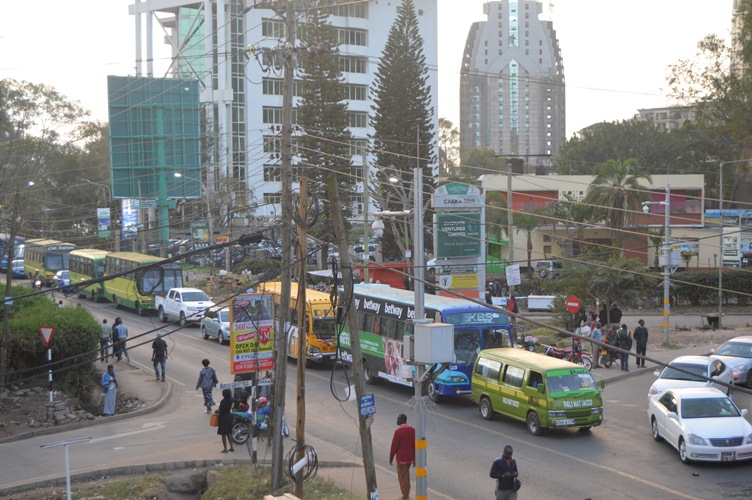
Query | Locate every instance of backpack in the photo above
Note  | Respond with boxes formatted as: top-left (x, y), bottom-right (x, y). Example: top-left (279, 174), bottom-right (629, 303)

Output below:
top-left (617, 329), bottom-right (632, 350)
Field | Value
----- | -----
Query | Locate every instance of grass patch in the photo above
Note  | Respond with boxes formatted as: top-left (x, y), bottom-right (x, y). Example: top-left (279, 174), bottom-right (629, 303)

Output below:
top-left (72, 475), bottom-right (168, 499)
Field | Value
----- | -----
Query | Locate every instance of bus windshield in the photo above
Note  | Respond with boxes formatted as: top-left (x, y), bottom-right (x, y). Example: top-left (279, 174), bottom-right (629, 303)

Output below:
top-left (313, 318), bottom-right (336, 339)
top-left (546, 369), bottom-right (599, 395)
top-left (46, 253), bottom-right (68, 271)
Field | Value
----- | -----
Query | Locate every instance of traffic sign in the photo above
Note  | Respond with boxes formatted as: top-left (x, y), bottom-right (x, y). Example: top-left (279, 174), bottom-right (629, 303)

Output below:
top-left (565, 295), bottom-right (582, 314)
top-left (39, 326), bottom-right (54, 347)
top-left (360, 394), bottom-right (376, 417)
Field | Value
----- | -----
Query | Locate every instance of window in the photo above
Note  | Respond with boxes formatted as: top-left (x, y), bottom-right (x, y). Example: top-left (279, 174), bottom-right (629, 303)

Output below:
top-left (338, 28), bottom-right (367, 46)
top-left (263, 135), bottom-right (281, 153)
top-left (328, 2), bottom-right (368, 18)
top-left (340, 56), bottom-right (367, 74)
top-left (263, 193), bottom-right (282, 204)
top-left (349, 138), bottom-right (368, 156)
top-left (263, 165), bottom-right (281, 182)
top-left (348, 111), bottom-right (368, 128)
top-left (346, 84), bottom-right (368, 101)
top-left (263, 79), bottom-right (283, 95)
top-left (262, 18), bottom-right (285, 37)
top-left (475, 357), bottom-right (501, 381)
top-left (503, 365), bottom-right (525, 388)
top-left (263, 107), bottom-right (282, 124)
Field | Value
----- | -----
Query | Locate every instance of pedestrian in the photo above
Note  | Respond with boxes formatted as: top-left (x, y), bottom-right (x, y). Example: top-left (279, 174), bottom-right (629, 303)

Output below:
top-left (217, 388), bottom-right (235, 453)
top-left (616, 323), bottom-right (632, 372)
top-left (490, 444), bottom-right (519, 500)
top-left (232, 374), bottom-right (250, 411)
top-left (100, 318), bottom-right (111, 362)
top-left (508, 293), bottom-right (518, 325)
top-left (57, 300), bottom-right (63, 308)
top-left (633, 319), bottom-right (649, 368)
top-left (101, 364), bottom-right (118, 416)
top-left (590, 322), bottom-right (603, 368)
top-left (113, 317), bottom-right (130, 362)
top-left (389, 413), bottom-right (416, 500)
top-left (609, 302), bottom-right (623, 329)
top-left (604, 323), bottom-right (617, 364)
top-left (598, 302), bottom-right (609, 327)
top-left (196, 358), bottom-right (219, 413)
top-left (151, 330), bottom-right (168, 382)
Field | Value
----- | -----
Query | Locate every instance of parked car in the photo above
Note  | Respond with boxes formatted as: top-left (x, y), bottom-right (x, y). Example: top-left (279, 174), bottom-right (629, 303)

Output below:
top-left (201, 306), bottom-right (231, 344)
top-left (11, 259), bottom-right (25, 279)
top-left (52, 270), bottom-right (71, 293)
top-left (648, 387), bottom-right (752, 463)
top-left (710, 336), bottom-right (752, 387)
top-left (534, 259), bottom-right (562, 279)
top-left (648, 356), bottom-right (734, 402)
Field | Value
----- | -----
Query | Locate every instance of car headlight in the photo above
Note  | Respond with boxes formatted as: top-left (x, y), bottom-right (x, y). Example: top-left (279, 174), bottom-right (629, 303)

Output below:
top-left (310, 346), bottom-right (320, 353)
top-left (746, 433), bottom-right (752, 445)
top-left (733, 364), bottom-right (745, 374)
top-left (688, 434), bottom-right (707, 446)
top-left (449, 376), bottom-right (467, 383)
top-left (590, 407), bottom-right (603, 415)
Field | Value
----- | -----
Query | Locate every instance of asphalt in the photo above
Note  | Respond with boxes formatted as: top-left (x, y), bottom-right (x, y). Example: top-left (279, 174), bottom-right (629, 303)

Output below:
top-left (0, 335), bottom-right (729, 499)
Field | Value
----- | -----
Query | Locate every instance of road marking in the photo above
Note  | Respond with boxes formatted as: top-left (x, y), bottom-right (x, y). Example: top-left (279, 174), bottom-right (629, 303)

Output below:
top-left (89, 421), bottom-right (167, 443)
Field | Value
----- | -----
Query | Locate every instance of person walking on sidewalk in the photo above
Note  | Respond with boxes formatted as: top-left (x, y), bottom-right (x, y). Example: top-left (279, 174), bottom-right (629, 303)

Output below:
top-left (490, 444), bottom-right (519, 500)
top-left (100, 319), bottom-right (111, 362)
top-left (151, 331), bottom-right (168, 381)
top-left (633, 319), bottom-right (649, 368)
top-left (196, 358), bottom-right (219, 413)
top-left (217, 388), bottom-right (235, 453)
top-left (590, 322), bottom-right (603, 368)
top-left (101, 364), bottom-right (118, 416)
top-left (113, 317), bottom-right (130, 362)
top-left (389, 413), bottom-right (415, 500)
top-left (616, 323), bottom-right (632, 372)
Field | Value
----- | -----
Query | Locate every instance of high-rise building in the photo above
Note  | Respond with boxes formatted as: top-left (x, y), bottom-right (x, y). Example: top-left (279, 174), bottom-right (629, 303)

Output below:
top-left (131, 0), bottom-right (439, 220)
top-left (459, 0), bottom-right (565, 172)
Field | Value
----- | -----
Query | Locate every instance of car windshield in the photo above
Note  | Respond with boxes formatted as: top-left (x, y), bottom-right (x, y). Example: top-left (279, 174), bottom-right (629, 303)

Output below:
top-left (546, 369), bottom-right (599, 395)
top-left (183, 291), bottom-right (210, 302)
top-left (681, 397), bottom-right (741, 419)
top-left (714, 341), bottom-right (752, 359)
top-left (660, 363), bottom-right (706, 382)
top-left (218, 310), bottom-right (230, 322)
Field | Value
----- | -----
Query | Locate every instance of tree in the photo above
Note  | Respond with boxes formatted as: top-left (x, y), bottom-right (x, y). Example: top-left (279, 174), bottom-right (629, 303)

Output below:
top-left (585, 159), bottom-right (652, 252)
top-left (546, 194), bottom-right (602, 257)
top-left (514, 209), bottom-right (544, 275)
top-left (461, 147), bottom-right (499, 180)
top-left (438, 118), bottom-right (459, 177)
top-left (370, 0), bottom-right (437, 261)
top-left (485, 191), bottom-right (508, 241)
top-left (297, 5), bottom-right (354, 249)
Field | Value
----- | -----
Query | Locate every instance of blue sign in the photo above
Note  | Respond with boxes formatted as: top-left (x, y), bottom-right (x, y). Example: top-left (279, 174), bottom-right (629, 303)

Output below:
top-left (360, 394), bottom-right (376, 416)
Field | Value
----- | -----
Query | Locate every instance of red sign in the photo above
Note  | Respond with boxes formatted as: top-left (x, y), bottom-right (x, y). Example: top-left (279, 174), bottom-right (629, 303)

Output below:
top-left (565, 295), bottom-right (581, 314)
top-left (39, 326), bottom-right (55, 347)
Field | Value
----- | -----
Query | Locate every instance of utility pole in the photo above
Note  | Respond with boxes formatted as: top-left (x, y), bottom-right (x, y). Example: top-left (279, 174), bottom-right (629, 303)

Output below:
top-left (294, 177), bottom-right (308, 497)
top-left (271, 0), bottom-right (296, 489)
top-left (327, 175), bottom-right (378, 497)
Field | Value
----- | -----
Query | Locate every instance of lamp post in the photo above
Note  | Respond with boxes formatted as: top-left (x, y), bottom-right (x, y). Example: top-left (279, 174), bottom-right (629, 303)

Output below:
top-left (642, 183), bottom-right (671, 346)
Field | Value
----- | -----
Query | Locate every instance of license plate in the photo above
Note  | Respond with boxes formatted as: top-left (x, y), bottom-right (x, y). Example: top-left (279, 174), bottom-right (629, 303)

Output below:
top-left (721, 452), bottom-right (736, 461)
top-left (554, 419), bottom-right (575, 426)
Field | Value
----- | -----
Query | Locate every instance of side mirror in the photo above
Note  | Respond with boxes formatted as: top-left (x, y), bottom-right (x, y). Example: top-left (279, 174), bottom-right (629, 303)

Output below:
top-left (742, 409), bottom-right (749, 417)
top-left (666, 411), bottom-right (678, 420)
top-left (653, 370), bottom-right (660, 377)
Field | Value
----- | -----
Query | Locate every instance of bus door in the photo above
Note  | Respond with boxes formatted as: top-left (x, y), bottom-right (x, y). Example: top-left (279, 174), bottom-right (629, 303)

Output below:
top-left (453, 327), bottom-right (482, 378)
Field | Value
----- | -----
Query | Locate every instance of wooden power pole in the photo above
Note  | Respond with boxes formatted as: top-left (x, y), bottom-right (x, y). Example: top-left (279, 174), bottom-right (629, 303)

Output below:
top-left (294, 177), bottom-right (308, 497)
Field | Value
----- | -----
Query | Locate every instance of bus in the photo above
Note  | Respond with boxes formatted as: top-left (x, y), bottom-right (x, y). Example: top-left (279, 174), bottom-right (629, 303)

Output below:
top-left (0, 234), bottom-right (25, 272)
top-left (103, 252), bottom-right (184, 315)
top-left (69, 249), bottom-right (110, 301)
top-left (24, 239), bottom-right (76, 286)
top-left (339, 284), bottom-right (514, 402)
top-left (258, 282), bottom-right (338, 363)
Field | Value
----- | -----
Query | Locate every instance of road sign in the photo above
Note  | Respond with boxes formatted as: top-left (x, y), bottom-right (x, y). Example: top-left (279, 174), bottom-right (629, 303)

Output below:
top-left (39, 326), bottom-right (54, 347)
top-left (360, 394), bottom-right (376, 417)
top-left (505, 265), bottom-right (521, 286)
top-left (565, 295), bottom-right (581, 314)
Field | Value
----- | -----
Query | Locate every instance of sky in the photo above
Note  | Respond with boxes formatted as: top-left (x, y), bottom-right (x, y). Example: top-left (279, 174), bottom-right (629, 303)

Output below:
top-left (0, 0), bottom-right (736, 138)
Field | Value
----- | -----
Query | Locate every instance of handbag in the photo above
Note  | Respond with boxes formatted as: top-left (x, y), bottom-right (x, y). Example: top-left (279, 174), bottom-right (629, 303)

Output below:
top-left (209, 412), bottom-right (219, 427)
top-left (513, 478), bottom-right (522, 492)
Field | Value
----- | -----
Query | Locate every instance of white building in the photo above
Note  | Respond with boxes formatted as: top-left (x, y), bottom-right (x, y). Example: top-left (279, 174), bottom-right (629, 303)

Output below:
top-left (130, 0), bottom-right (439, 220)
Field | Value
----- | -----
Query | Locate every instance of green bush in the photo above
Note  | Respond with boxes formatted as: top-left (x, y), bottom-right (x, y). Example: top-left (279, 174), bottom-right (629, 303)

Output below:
top-left (235, 257), bottom-right (282, 278)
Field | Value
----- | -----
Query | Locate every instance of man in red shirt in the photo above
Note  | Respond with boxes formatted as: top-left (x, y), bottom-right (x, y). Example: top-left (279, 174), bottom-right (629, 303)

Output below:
top-left (389, 413), bottom-right (416, 500)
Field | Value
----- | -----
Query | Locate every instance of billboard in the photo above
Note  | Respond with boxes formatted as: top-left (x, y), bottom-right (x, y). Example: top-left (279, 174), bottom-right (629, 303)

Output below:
top-left (230, 294), bottom-right (275, 375)
top-left (435, 213), bottom-right (481, 258)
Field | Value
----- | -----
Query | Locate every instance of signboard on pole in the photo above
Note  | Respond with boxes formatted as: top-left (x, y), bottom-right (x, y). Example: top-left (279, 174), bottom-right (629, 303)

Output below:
top-left (230, 294), bottom-right (275, 375)
top-left (97, 208), bottom-right (111, 238)
top-left (505, 264), bottom-right (521, 286)
top-left (191, 220), bottom-right (211, 250)
top-left (39, 326), bottom-right (54, 347)
top-left (565, 295), bottom-right (581, 314)
top-left (436, 213), bottom-right (481, 258)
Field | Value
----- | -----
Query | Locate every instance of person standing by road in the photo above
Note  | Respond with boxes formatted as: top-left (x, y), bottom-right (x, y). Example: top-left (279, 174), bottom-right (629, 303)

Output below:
top-left (101, 364), bottom-right (118, 416)
top-left (151, 331), bottom-right (168, 382)
top-left (113, 317), bottom-right (130, 362)
top-left (598, 302), bottom-right (609, 327)
top-left (217, 388), bottom-right (235, 453)
top-left (507, 293), bottom-right (518, 325)
top-left (633, 319), bottom-right (649, 368)
top-left (490, 444), bottom-right (519, 500)
top-left (196, 358), bottom-right (219, 413)
top-left (591, 322), bottom-right (603, 368)
top-left (616, 323), bottom-right (632, 372)
top-left (100, 318), bottom-right (111, 362)
top-left (389, 413), bottom-right (416, 500)
top-left (609, 302), bottom-right (623, 329)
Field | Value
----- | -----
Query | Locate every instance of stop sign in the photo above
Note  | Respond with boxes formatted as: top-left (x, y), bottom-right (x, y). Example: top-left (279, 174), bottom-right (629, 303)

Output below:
top-left (565, 295), bottom-right (581, 314)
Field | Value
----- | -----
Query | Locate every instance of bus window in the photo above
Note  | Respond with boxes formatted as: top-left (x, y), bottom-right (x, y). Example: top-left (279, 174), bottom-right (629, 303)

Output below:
top-left (46, 253), bottom-right (65, 271)
top-left (503, 365), bottom-right (524, 388)
top-left (482, 327), bottom-right (513, 349)
top-left (382, 317), bottom-right (398, 340)
top-left (313, 318), bottom-right (336, 339)
top-left (454, 329), bottom-right (481, 365)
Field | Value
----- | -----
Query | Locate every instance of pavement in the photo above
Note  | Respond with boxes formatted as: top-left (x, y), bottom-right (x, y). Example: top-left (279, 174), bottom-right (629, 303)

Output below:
top-left (0, 338), bottom-right (730, 499)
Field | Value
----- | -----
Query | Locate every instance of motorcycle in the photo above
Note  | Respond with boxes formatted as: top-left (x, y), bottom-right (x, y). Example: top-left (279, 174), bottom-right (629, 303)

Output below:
top-left (517, 334), bottom-right (539, 352)
top-left (230, 405), bottom-right (289, 445)
top-left (542, 339), bottom-right (592, 370)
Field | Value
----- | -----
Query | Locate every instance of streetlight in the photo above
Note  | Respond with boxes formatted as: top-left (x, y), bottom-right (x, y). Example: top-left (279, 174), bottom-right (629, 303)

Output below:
top-left (642, 183), bottom-right (671, 346)
top-left (81, 179), bottom-right (111, 203)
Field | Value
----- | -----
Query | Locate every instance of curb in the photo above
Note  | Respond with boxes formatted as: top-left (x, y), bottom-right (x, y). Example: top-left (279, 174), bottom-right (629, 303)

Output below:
top-left (0, 362), bottom-right (172, 445)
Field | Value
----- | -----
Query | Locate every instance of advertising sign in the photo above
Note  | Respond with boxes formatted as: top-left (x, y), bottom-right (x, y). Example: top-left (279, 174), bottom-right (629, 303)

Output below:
top-left (433, 183), bottom-right (483, 209)
top-left (97, 208), bottom-right (111, 238)
top-left (121, 199), bottom-right (138, 239)
top-left (505, 264), bottom-right (521, 286)
top-left (436, 273), bottom-right (479, 290)
top-left (230, 294), bottom-right (275, 375)
top-left (436, 213), bottom-right (481, 258)
top-left (191, 220), bottom-right (211, 250)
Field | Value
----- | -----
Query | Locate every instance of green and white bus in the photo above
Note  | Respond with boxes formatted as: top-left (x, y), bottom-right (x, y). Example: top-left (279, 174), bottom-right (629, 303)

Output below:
top-left (103, 251), bottom-right (183, 315)
top-left (24, 239), bottom-right (76, 286)
top-left (69, 249), bottom-right (109, 301)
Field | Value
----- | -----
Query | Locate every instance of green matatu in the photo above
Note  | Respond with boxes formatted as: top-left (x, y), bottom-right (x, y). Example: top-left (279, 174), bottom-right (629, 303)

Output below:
top-left (471, 348), bottom-right (604, 435)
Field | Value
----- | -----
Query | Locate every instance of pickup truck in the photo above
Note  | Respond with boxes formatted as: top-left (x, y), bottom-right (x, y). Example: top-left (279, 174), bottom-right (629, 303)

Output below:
top-left (155, 288), bottom-right (215, 327)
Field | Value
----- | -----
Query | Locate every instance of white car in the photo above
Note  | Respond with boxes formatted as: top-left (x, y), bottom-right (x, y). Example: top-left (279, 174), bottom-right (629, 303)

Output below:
top-left (710, 336), bottom-right (752, 387)
top-left (648, 387), bottom-right (752, 464)
top-left (648, 355), bottom-right (734, 403)
top-left (201, 306), bottom-right (231, 344)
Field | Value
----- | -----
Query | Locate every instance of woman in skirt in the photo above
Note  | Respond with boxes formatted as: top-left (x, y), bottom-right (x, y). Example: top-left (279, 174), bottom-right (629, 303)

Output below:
top-left (217, 388), bottom-right (235, 452)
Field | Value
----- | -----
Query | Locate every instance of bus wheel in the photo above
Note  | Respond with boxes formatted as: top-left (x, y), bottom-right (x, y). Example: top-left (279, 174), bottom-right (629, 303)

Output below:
top-left (479, 397), bottom-right (494, 420)
top-left (526, 411), bottom-right (542, 435)
top-left (427, 383), bottom-right (443, 404)
top-left (363, 360), bottom-right (378, 385)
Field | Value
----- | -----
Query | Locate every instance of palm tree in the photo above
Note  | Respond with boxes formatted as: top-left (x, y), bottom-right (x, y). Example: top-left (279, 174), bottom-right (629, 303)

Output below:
top-left (586, 159), bottom-right (652, 252)
top-left (546, 194), bottom-right (603, 257)
top-left (515, 209), bottom-right (544, 275)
